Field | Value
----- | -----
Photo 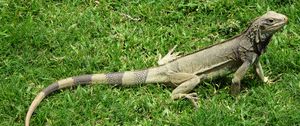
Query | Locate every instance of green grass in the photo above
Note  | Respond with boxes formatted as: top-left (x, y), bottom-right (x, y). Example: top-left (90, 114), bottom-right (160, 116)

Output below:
top-left (1, 0), bottom-right (300, 125)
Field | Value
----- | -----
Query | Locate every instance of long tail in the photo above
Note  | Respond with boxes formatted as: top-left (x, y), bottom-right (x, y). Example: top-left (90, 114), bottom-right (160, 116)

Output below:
top-left (25, 69), bottom-right (162, 126)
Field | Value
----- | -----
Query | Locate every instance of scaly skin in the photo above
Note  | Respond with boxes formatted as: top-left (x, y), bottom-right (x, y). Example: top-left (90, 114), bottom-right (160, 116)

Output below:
top-left (26, 11), bottom-right (287, 126)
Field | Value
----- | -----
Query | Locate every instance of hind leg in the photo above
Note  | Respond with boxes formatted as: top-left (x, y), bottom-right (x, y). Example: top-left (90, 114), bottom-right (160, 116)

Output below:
top-left (171, 74), bottom-right (201, 108)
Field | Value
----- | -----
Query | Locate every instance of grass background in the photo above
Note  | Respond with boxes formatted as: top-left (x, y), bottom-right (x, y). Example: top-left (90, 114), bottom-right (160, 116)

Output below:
top-left (1, 0), bottom-right (300, 125)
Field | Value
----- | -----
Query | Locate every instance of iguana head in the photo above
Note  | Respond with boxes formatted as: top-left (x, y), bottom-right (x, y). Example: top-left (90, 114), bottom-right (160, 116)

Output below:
top-left (247, 11), bottom-right (288, 54)
top-left (254, 11), bottom-right (288, 34)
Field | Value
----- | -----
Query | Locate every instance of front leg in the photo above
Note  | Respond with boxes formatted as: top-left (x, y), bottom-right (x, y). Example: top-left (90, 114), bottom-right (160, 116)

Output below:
top-left (253, 60), bottom-right (269, 83)
top-left (231, 61), bottom-right (251, 95)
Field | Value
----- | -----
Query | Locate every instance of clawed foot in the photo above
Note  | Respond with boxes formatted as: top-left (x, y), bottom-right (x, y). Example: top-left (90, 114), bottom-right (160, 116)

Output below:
top-left (230, 82), bottom-right (241, 96)
top-left (158, 45), bottom-right (181, 65)
top-left (185, 93), bottom-right (199, 108)
top-left (263, 76), bottom-right (271, 83)
top-left (263, 74), bottom-right (282, 84)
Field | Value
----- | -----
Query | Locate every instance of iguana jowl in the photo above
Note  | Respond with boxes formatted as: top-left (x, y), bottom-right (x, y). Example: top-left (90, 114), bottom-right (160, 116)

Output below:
top-left (26, 11), bottom-right (288, 126)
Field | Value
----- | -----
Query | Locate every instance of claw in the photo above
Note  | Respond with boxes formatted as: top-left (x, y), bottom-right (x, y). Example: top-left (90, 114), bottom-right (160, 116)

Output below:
top-left (157, 45), bottom-right (181, 65)
top-left (263, 76), bottom-right (271, 83)
top-left (185, 93), bottom-right (199, 108)
top-left (158, 54), bottom-right (162, 60)
top-left (264, 74), bottom-right (282, 84)
top-left (168, 45), bottom-right (178, 54)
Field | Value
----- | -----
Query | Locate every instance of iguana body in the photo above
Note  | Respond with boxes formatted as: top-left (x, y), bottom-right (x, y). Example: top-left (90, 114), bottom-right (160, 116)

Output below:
top-left (26, 11), bottom-right (287, 126)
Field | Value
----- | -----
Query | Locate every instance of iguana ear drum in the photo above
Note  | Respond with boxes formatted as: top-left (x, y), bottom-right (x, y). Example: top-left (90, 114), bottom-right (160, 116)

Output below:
top-left (259, 25), bottom-right (266, 30)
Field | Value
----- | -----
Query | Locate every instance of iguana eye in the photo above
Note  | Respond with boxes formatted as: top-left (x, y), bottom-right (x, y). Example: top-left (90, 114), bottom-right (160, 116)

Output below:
top-left (267, 19), bottom-right (274, 23)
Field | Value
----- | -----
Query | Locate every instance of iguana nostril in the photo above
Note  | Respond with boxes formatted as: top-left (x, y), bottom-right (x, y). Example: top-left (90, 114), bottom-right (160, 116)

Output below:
top-left (284, 17), bottom-right (288, 22)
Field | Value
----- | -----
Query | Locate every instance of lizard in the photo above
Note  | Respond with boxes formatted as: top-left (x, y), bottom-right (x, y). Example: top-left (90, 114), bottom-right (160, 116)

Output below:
top-left (25, 11), bottom-right (288, 126)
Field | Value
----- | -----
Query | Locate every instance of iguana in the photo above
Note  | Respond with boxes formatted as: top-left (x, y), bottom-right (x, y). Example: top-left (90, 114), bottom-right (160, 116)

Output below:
top-left (25, 11), bottom-right (287, 126)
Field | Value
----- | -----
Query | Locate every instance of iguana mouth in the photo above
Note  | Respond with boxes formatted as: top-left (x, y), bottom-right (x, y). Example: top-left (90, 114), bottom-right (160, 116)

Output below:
top-left (269, 22), bottom-right (287, 31)
top-left (276, 16), bottom-right (288, 28)
top-left (266, 18), bottom-right (287, 31)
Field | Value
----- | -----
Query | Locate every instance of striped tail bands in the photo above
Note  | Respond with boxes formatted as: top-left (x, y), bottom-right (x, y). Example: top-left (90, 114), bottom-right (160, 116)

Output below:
top-left (25, 70), bottom-right (149, 126)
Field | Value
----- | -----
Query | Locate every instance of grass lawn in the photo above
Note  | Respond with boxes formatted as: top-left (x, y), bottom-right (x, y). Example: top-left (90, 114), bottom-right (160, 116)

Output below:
top-left (1, 0), bottom-right (300, 125)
